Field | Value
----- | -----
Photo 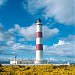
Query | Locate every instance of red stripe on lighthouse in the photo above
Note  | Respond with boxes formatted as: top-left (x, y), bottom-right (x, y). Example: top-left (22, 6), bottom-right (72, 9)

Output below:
top-left (36, 44), bottom-right (43, 50)
top-left (36, 32), bottom-right (42, 38)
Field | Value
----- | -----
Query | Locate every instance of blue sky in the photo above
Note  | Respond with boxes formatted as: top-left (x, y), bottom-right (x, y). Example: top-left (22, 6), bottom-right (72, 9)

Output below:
top-left (0, 0), bottom-right (75, 63)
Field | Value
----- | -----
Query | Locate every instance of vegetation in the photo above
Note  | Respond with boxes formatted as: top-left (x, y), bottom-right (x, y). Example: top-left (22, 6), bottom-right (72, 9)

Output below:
top-left (0, 64), bottom-right (75, 75)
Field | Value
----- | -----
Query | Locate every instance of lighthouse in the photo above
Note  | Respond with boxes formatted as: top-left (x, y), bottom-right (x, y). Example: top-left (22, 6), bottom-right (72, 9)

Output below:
top-left (35, 18), bottom-right (45, 64)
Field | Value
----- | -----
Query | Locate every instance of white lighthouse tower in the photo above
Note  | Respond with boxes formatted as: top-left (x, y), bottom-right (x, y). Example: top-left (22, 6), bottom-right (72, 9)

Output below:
top-left (35, 18), bottom-right (46, 64)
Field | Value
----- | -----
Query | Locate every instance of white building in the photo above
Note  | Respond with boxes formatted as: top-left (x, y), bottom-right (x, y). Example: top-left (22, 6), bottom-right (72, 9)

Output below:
top-left (10, 60), bottom-right (34, 65)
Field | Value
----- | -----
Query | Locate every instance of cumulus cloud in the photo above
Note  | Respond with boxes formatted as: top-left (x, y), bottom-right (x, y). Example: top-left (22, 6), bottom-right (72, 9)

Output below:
top-left (0, 41), bottom-right (35, 56)
top-left (6, 41), bottom-right (15, 46)
top-left (53, 40), bottom-right (70, 47)
top-left (0, 56), bottom-right (15, 61)
top-left (0, 23), bottom-right (74, 62)
top-left (12, 43), bottom-right (35, 51)
top-left (0, 24), bottom-right (74, 62)
top-left (7, 34), bottom-right (74, 59)
top-left (9, 24), bottom-right (59, 41)
top-left (22, 0), bottom-right (74, 25)
top-left (44, 44), bottom-right (74, 57)
top-left (43, 26), bottom-right (59, 39)
top-left (44, 44), bottom-right (75, 62)
top-left (0, 24), bottom-right (15, 41)
top-left (0, 23), bottom-right (16, 56)
top-left (19, 38), bottom-right (26, 42)
top-left (62, 34), bottom-right (75, 43)
top-left (43, 35), bottom-right (75, 58)
top-left (19, 24), bottom-right (36, 41)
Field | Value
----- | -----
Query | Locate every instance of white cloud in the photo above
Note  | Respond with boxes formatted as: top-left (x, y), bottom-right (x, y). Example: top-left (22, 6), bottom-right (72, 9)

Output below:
top-left (23, 0), bottom-right (74, 25)
top-left (43, 26), bottom-right (59, 39)
top-left (0, 41), bottom-right (35, 56)
top-left (12, 43), bottom-right (35, 51)
top-left (19, 24), bottom-right (36, 41)
top-left (0, 0), bottom-right (7, 6)
top-left (43, 35), bottom-right (75, 57)
top-left (0, 56), bottom-right (15, 61)
top-left (0, 23), bottom-right (74, 62)
top-left (6, 41), bottom-right (15, 46)
top-left (43, 43), bottom-right (74, 57)
top-left (8, 24), bottom-right (21, 34)
top-left (0, 24), bottom-right (15, 41)
top-left (63, 34), bottom-right (75, 43)
top-left (19, 24), bottom-right (59, 40)
top-left (9, 24), bottom-right (59, 41)
top-left (49, 58), bottom-right (57, 62)
top-left (19, 38), bottom-right (26, 42)
top-left (0, 26), bottom-right (75, 62)
top-left (53, 40), bottom-right (70, 47)
top-left (0, 32), bottom-right (4, 41)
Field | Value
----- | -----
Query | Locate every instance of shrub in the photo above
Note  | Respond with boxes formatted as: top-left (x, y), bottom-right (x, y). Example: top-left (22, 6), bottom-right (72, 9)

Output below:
top-left (0, 64), bottom-right (2, 67)
top-left (0, 65), bottom-right (75, 75)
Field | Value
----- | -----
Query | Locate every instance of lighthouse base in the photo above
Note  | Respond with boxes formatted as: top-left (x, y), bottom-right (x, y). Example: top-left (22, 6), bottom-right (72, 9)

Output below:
top-left (34, 60), bottom-right (47, 64)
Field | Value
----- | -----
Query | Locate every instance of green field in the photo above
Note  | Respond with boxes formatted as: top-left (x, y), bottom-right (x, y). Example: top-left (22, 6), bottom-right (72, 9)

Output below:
top-left (0, 64), bottom-right (75, 75)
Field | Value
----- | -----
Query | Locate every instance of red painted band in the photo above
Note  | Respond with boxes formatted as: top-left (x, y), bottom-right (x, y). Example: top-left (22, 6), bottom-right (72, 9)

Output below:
top-left (36, 44), bottom-right (43, 50)
top-left (36, 32), bottom-right (42, 38)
